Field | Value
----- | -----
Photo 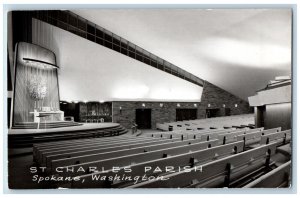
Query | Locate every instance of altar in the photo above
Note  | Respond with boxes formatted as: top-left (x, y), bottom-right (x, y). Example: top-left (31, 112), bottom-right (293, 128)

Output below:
top-left (30, 110), bottom-right (64, 123)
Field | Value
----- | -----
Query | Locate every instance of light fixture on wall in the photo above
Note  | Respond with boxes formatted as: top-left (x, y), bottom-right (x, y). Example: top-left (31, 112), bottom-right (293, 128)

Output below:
top-left (100, 100), bottom-right (105, 103)
top-left (235, 104), bottom-right (238, 108)
top-left (208, 104), bottom-right (211, 108)
top-left (223, 104), bottom-right (226, 108)
top-left (194, 103), bottom-right (197, 107)
top-left (119, 106), bottom-right (122, 115)
top-left (23, 58), bottom-right (59, 69)
top-left (142, 103), bottom-right (146, 107)
top-left (160, 103), bottom-right (164, 107)
top-left (177, 103), bottom-right (181, 107)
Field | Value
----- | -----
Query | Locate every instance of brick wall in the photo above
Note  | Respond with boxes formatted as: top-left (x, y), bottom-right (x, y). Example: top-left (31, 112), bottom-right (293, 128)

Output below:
top-left (112, 81), bottom-right (252, 129)
top-left (112, 101), bottom-right (200, 129)
top-left (198, 81), bottom-right (252, 118)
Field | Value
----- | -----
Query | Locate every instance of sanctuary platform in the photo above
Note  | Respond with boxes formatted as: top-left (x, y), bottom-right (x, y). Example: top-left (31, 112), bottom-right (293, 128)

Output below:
top-left (8, 122), bottom-right (127, 148)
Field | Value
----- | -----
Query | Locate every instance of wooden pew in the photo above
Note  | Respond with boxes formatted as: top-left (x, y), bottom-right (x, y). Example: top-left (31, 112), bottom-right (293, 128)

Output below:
top-left (156, 114), bottom-right (254, 131)
top-left (243, 161), bottom-right (291, 188)
top-left (128, 142), bottom-right (278, 188)
top-left (33, 135), bottom-right (151, 154)
top-left (34, 135), bottom-right (142, 149)
top-left (71, 141), bottom-right (244, 188)
top-left (34, 136), bottom-right (155, 156)
top-left (187, 128), bottom-right (239, 140)
top-left (260, 129), bottom-right (291, 145)
top-left (237, 127), bottom-right (282, 148)
top-left (218, 128), bottom-right (264, 145)
top-left (48, 138), bottom-right (206, 170)
top-left (33, 136), bottom-right (152, 160)
top-left (56, 139), bottom-right (219, 177)
top-left (146, 128), bottom-right (236, 140)
top-left (35, 135), bottom-right (153, 152)
top-left (37, 137), bottom-right (180, 165)
top-left (199, 128), bottom-right (247, 142)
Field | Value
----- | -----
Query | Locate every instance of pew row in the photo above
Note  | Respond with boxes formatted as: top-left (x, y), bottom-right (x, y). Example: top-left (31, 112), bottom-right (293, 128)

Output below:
top-left (217, 128), bottom-right (264, 145)
top-left (146, 128), bottom-right (234, 139)
top-left (35, 136), bottom-right (160, 165)
top-left (71, 141), bottom-right (245, 188)
top-left (56, 139), bottom-right (219, 177)
top-left (243, 160), bottom-right (291, 188)
top-left (157, 114), bottom-right (254, 131)
top-left (237, 127), bottom-right (282, 149)
top-left (48, 138), bottom-right (207, 170)
top-left (260, 129), bottom-right (291, 145)
top-left (128, 142), bottom-right (278, 188)
top-left (33, 135), bottom-right (154, 161)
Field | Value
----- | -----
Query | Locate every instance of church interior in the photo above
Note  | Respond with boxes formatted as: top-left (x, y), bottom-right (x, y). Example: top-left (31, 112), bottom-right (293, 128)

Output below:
top-left (6, 8), bottom-right (292, 189)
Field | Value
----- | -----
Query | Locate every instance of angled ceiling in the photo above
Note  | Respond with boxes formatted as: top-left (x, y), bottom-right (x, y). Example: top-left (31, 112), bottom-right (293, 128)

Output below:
top-left (72, 9), bottom-right (292, 100)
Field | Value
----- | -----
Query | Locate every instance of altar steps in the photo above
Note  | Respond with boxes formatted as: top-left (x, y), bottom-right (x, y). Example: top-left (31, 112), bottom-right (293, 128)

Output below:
top-left (12, 121), bottom-right (82, 129)
top-left (8, 125), bottom-right (128, 148)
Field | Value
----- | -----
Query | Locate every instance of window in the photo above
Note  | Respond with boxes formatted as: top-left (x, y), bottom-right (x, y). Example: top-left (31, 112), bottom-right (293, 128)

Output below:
top-left (38, 11), bottom-right (48, 22)
top-left (120, 47), bottom-right (128, 56)
top-left (150, 60), bottom-right (157, 68)
top-left (87, 23), bottom-right (95, 34)
top-left (129, 50), bottom-right (135, 59)
top-left (104, 30), bottom-right (112, 42)
top-left (165, 67), bottom-right (172, 74)
top-left (104, 40), bottom-right (112, 49)
top-left (96, 37), bottom-right (103, 45)
top-left (157, 58), bottom-right (164, 70)
top-left (48, 10), bottom-right (58, 19)
top-left (47, 17), bottom-right (57, 26)
top-left (58, 11), bottom-right (68, 23)
top-left (143, 50), bottom-right (150, 60)
top-left (77, 16), bottom-right (86, 31)
top-left (113, 44), bottom-right (121, 52)
top-left (68, 13), bottom-right (77, 27)
top-left (87, 33), bottom-right (95, 42)
top-left (136, 54), bottom-right (143, 61)
top-left (128, 43), bottom-right (135, 53)
top-left (143, 57), bottom-right (150, 65)
top-left (96, 28), bottom-right (104, 38)
top-left (120, 38), bottom-right (128, 48)
top-left (57, 21), bottom-right (68, 31)
top-left (136, 46), bottom-right (143, 55)
top-left (76, 30), bottom-right (86, 38)
top-left (112, 34), bottom-right (121, 46)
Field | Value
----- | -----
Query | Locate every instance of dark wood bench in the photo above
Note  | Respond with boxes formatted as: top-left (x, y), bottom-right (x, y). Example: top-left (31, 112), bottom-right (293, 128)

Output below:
top-left (243, 160), bottom-right (291, 188)
top-left (260, 129), bottom-right (291, 145)
top-left (48, 138), bottom-right (205, 170)
top-left (129, 142), bottom-right (278, 188)
top-left (218, 128), bottom-right (264, 145)
top-left (56, 139), bottom-right (219, 177)
top-left (36, 137), bottom-right (175, 165)
top-left (71, 141), bottom-right (244, 188)
top-left (237, 127), bottom-right (282, 149)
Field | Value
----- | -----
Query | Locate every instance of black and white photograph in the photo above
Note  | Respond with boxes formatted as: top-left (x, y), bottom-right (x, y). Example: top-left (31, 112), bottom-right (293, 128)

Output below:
top-left (3, 3), bottom-right (295, 193)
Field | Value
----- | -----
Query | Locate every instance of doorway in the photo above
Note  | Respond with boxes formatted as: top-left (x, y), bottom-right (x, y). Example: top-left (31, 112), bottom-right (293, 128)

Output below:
top-left (206, 108), bottom-right (221, 118)
top-left (136, 109), bottom-right (152, 129)
top-left (176, 109), bottom-right (197, 121)
top-left (225, 108), bottom-right (231, 116)
top-left (60, 102), bottom-right (80, 122)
